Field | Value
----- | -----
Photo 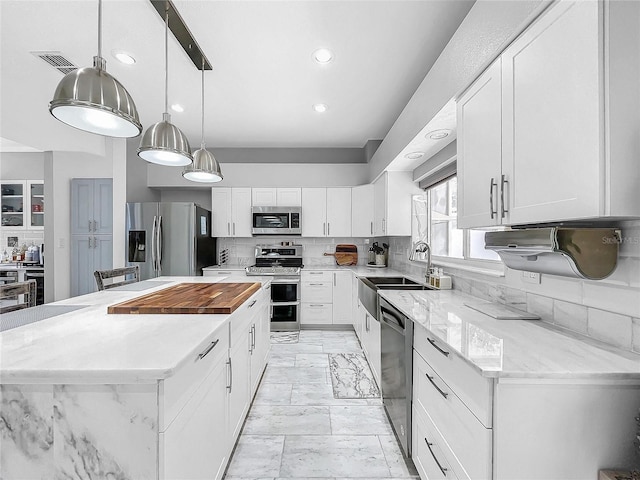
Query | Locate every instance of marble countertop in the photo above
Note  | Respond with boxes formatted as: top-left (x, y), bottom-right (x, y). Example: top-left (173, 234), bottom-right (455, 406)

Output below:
top-left (379, 289), bottom-right (640, 380)
top-left (0, 275), bottom-right (271, 384)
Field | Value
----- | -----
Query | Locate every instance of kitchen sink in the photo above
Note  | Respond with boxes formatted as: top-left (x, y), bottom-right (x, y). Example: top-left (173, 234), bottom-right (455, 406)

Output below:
top-left (362, 276), bottom-right (419, 285)
top-left (376, 284), bottom-right (432, 290)
top-left (358, 276), bottom-right (433, 319)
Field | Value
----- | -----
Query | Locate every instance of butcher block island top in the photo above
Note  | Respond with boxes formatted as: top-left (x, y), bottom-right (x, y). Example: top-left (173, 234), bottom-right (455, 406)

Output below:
top-left (107, 282), bottom-right (262, 314)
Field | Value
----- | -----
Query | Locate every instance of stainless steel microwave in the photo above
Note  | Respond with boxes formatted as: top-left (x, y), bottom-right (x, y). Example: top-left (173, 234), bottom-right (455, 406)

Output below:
top-left (252, 206), bottom-right (302, 235)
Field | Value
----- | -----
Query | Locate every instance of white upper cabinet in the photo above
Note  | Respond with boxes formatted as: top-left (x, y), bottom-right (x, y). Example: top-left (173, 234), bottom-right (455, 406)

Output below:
top-left (374, 172), bottom-right (420, 236)
top-left (457, 60), bottom-right (503, 229)
top-left (301, 187), bottom-right (351, 237)
top-left (252, 188), bottom-right (301, 206)
top-left (211, 187), bottom-right (252, 237)
top-left (351, 184), bottom-right (374, 237)
top-left (457, 0), bottom-right (640, 228)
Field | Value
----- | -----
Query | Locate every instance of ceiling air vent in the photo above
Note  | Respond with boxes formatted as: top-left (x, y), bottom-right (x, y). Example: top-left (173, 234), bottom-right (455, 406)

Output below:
top-left (31, 51), bottom-right (77, 75)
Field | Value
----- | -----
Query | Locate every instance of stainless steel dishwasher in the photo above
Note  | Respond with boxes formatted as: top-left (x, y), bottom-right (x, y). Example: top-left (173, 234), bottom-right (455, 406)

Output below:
top-left (379, 296), bottom-right (414, 459)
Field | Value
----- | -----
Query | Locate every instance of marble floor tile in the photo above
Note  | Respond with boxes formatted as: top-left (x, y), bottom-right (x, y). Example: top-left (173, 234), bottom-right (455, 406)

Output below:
top-left (329, 353), bottom-right (380, 398)
top-left (268, 352), bottom-right (297, 367)
top-left (330, 406), bottom-right (394, 435)
top-left (269, 343), bottom-right (324, 354)
top-left (253, 383), bottom-right (292, 405)
top-left (270, 332), bottom-right (300, 344)
top-left (378, 435), bottom-right (419, 478)
top-left (290, 383), bottom-right (369, 406)
top-left (242, 406), bottom-right (331, 435)
top-left (263, 366), bottom-right (330, 385)
top-left (225, 435), bottom-right (284, 477)
top-left (280, 435), bottom-right (391, 478)
top-left (298, 330), bottom-right (326, 343)
top-left (322, 339), bottom-right (364, 354)
top-left (295, 353), bottom-right (330, 368)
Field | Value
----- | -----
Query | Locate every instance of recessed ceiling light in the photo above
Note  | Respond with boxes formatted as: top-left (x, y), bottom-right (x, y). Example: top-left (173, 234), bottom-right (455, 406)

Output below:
top-left (313, 103), bottom-right (328, 113)
top-left (171, 104), bottom-right (184, 113)
top-left (112, 50), bottom-right (136, 65)
top-left (312, 48), bottom-right (334, 64)
top-left (405, 152), bottom-right (425, 160)
top-left (426, 129), bottom-right (451, 140)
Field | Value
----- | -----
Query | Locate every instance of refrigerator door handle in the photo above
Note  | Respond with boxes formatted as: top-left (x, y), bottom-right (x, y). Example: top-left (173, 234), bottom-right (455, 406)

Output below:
top-left (157, 215), bottom-right (163, 275)
top-left (151, 215), bottom-right (158, 273)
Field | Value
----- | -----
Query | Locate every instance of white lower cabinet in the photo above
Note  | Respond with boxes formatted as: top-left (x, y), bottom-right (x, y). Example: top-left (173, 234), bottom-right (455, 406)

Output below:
top-left (301, 270), bottom-right (353, 326)
top-left (160, 288), bottom-right (269, 480)
top-left (412, 321), bottom-right (640, 480)
top-left (359, 304), bottom-right (381, 385)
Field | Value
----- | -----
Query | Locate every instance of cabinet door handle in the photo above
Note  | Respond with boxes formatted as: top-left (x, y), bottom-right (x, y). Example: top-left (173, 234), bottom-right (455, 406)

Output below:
top-left (226, 358), bottom-right (233, 392)
top-left (251, 324), bottom-right (256, 350)
top-left (427, 337), bottom-right (450, 357)
top-left (327, 223), bottom-right (330, 236)
top-left (309, 272), bottom-right (323, 275)
top-left (233, 222), bottom-right (236, 235)
top-left (248, 299), bottom-right (257, 308)
top-left (227, 222), bottom-right (230, 235)
top-left (309, 283), bottom-right (324, 286)
top-left (500, 174), bottom-right (509, 218)
top-left (426, 374), bottom-right (449, 399)
top-left (249, 330), bottom-right (253, 353)
top-left (198, 339), bottom-right (219, 359)
top-left (333, 272), bottom-right (336, 286)
top-left (424, 437), bottom-right (448, 476)
top-left (310, 304), bottom-right (324, 307)
top-left (323, 222), bottom-right (326, 235)
top-left (88, 236), bottom-right (92, 248)
top-left (370, 221), bottom-right (373, 235)
top-left (94, 237), bottom-right (97, 249)
top-left (382, 218), bottom-right (386, 233)
top-left (93, 220), bottom-right (97, 231)
top-left (489, 177), bottom-right (498, 219)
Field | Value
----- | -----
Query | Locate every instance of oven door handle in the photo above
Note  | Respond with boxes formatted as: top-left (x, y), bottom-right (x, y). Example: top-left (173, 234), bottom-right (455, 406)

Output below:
top-left (270, 278), bottom-right (301, 284)
top-left (270, 301), bottom-right (300, 307)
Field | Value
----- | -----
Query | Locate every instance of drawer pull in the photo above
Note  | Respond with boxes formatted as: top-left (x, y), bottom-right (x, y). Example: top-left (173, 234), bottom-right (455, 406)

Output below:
top-left (424, 437), bottom-right (448, 476)
top-left (248, 299), bottom-right (257, 308)
top-left (426, 374), bottom-right (449, 399)
top-left (427, 337), bottom-right (450, 357)
top-left (198, 339), bottom-right (219, 360)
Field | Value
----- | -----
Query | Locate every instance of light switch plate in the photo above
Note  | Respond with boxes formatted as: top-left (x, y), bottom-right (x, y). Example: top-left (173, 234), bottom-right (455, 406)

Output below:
top-left (521, 271), bottom-right (541, 284)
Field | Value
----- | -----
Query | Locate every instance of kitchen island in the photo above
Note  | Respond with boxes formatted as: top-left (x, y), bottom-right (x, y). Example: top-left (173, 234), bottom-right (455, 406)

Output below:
top-left (0, 275), bottom-right (271, 480)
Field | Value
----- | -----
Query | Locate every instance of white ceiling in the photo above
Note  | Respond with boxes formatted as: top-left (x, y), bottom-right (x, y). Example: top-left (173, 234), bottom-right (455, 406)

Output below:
top-left (0, 0), bottom-right (473, 153)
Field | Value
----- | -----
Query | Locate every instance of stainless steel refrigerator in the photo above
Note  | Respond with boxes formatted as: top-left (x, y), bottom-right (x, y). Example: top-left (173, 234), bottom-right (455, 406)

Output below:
top-left (126, 202), bottom-right (217, 280)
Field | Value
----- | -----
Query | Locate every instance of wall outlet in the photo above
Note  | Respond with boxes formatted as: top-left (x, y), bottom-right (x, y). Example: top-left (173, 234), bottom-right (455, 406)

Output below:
top-left (364, 238), bottom-right (370, 244)
top-left (521, 271), bottom-right (541, 284)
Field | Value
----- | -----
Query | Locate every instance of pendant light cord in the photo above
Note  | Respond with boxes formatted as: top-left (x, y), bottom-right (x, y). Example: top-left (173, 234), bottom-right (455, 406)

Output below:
top-left (97, 0), bottom-right (102, 59)
top-left (201, 58), bottom-right (205, 147)
top-left (164, 3), bottom-right (169, 115)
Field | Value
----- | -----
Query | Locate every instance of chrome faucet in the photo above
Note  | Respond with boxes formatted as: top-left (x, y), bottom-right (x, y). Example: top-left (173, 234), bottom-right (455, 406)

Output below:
top-left (409, 240), bottom-right (431, 282)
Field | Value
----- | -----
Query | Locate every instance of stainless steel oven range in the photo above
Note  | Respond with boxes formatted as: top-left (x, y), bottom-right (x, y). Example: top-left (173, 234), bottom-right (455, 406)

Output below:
top-left (245, 245), bottom-right (303, 331)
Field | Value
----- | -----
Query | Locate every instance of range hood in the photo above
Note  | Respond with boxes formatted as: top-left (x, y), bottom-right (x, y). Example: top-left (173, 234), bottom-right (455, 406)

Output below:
top-left (485, 228), bottom-right (621, 280)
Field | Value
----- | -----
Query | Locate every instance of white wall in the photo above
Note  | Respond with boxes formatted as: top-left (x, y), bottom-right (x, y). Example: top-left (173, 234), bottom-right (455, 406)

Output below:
top-left (0, 152), bottom-right (45, 179)
top-left (43, 139), bottom-right (127, 302)
top-left (369, 0), bottom-right (550, 181)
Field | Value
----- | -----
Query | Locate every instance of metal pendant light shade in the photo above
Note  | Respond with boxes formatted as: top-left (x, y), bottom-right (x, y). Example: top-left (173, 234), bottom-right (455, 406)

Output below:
top-left (138, 113), bottom-right (192, 166)
top-left (183, 146), bottom-right (223, 182)
top-left (49, 2), bottom-right (141, 138)
top-left (138, 4), bottom-right (192, 166)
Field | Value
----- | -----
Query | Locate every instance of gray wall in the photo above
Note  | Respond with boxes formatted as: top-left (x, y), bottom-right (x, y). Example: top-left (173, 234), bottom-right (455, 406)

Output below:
top-left (125, 138), bottom-right (160, 203)
top-left (160, 189), bottom-right (212, 211)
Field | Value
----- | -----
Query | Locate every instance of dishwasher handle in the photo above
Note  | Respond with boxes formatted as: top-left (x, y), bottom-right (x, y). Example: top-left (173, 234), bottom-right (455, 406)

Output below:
top-left (380, 305), bottom-right (406, 332)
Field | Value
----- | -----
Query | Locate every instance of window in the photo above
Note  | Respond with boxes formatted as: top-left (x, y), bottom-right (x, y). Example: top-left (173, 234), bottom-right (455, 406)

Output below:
top-left (412, 176), bottom-right (501, 263)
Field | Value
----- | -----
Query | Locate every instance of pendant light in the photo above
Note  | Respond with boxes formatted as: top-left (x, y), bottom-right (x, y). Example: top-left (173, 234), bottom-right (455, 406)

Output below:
top-left (49, 0), bottom-right (142, 138)
top-left (137, 3), bottom-right (192, 166)
top-left (183, 60), bottom-right (223, 183)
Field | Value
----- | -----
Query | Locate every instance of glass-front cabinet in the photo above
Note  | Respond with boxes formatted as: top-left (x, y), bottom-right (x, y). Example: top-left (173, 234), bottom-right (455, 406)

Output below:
top-left (0, 180), bottom-right (44, 230)
top-left (28, 181), bottom-right (44, 229)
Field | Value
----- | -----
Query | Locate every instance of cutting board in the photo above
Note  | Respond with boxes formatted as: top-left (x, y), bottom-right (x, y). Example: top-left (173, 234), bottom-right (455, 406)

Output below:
top-left (464, 301), bottom-right (541, 320)
top-left (107, 282), bottom-right (261, 315)
top-left (323, 244), bottom-right (358, 266)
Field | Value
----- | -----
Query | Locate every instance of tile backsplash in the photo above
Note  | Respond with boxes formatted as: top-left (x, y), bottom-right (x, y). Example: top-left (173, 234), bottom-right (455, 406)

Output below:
top-left (217, 237), bottom-right (372, 268)
top-left (1, 229), bottom-right (44, 253)
top-left (387, 220), bottom-right (640, 353)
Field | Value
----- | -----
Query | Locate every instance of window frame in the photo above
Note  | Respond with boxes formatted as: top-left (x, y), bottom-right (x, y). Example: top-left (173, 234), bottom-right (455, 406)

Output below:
top-left (411, 176), bottom-right (505, 277)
